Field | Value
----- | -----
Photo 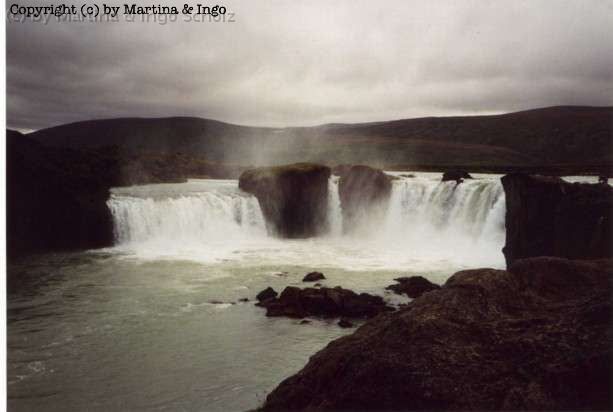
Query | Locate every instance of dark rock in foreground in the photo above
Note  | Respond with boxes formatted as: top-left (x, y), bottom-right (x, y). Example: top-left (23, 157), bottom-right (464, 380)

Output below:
top-left (337, 318), bottom-right (354, 328)
top-left (7, 130), bottom-right (115, 257)
top-left (239, 163), bottom-right (331, 238)
top-left (303, 272), bottom-right (325, 282)
top-left (502, 173), bottom-right (613, 266)
top-left (442, 169), bottom-right (473, 183)
top-left (257, 286), bottom-right (394, 319)
top-left (386, 275), bottom-right (440, 298)
top-left (338, 165), bottom-right (392, 232)
top-left (256, 287), bottom-right (278, 302)
top-left (260, 257), bottom-right (612, 411)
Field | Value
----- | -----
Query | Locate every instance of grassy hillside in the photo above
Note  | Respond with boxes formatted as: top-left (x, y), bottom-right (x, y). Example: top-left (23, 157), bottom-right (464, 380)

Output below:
top-left (26, 106), bottom-right (612, 172)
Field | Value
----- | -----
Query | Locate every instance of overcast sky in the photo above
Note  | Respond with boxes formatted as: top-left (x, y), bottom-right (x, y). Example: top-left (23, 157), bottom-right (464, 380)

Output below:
top-left (7, 0), bottom-right (613, 131)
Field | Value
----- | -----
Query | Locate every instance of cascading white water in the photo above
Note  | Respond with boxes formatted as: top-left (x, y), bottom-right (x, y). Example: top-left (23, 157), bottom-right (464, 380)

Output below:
top-left (108, 193), bottom-right (266, 244)
top-left (106, 180), bottom-right (267, 260)
top-left (382, 177), bottom-right (505, 246)
top-left (373, 176), bottom-right (506, 267)
top-left (327, 176), bottom-right (343, 237)
top-left (106, 174), bottom-right (506, 268)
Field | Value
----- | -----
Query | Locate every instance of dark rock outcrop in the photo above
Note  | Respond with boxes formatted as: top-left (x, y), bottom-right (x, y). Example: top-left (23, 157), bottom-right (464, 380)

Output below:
top-left (502, 173), bottom-right (613, 266)
top-left (338, 165), bottom-right (392, 232)
top-left (442, 169), bottom-right (473, 183)
top-left (303, 272), bottom-right (326, 282)
top-left (337, 318), bottom-right (354, 328)
top-left (386, 276), bottom-right (440, 298)
top-left (260, 257), bottom-right (612, 411)
top-left (257, 286), bottom-right (393, 319)
top-left (239, 163), bottom-right (331, 238)
top-left (7, 130), bottom-right (115, 258)
top-left (256, 287), bottom-right (278, 302)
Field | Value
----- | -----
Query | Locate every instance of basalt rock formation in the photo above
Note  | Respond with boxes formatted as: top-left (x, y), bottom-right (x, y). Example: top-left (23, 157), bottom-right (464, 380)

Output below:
top-left (386, 276), bottom-right (440, 298)
top-left (260, 257), bottom-right (612, 411)
top-left (239, 163), bottom-right (331, 238)
top-left (256, 286), bottom-right (394, 319)
top-left (502, 173), bottom-right (613, 266)
top-left (303, 272), bottom-right (326, 282)
top-left (338, 165), bottom-right (392, 232)
top-left (7, 130), bottom-right (115, 258)
top-left (256, 287), bottom-right (278, 302)
top-left (441, 169), bottom-right (473, 183)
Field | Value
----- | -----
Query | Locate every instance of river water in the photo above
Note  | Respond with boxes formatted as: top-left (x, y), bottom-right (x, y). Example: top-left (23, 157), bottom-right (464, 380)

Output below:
top-left (9, 172), bottom-right (592, 411)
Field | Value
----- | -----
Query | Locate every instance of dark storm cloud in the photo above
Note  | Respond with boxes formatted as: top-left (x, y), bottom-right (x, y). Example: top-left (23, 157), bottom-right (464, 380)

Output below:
top-left (6, 0), bottom-right (613, 131)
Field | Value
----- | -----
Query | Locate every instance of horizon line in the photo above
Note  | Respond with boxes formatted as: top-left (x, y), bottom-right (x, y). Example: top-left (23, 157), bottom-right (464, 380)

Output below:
top-left (10, 104), bottom-right (613, 135)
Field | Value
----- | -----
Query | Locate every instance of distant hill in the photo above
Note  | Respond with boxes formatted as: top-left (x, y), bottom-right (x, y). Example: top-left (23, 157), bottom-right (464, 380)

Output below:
top-left (27, 106), bottom-right (612, 170)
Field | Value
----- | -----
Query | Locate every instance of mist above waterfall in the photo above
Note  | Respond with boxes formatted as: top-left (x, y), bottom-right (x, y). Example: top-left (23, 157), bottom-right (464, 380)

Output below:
top-left (106, 172), bottom-right (506, 270)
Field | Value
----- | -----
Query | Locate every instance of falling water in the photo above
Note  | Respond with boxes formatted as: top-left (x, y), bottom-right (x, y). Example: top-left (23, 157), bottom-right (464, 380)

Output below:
top-left (381, 177), bottom-right (505, 247)
top-left (106, 180), bottom-right (267, 261)
top-left (106, 174), bottom-right (506, 267)
top-left (107, 193), bottom-right (266, 244)
top-left (327, 176), bottom-right (343, 237)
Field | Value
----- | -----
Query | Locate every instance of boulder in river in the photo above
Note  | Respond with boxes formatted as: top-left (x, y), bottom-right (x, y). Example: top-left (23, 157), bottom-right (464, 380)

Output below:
top-left (337, 318), bottom-right (354, 328)
top-left (257, 286), bottom-right (394, 319)
top-left (385, 276), bottom-right (440, 298)
top-left (303, 272), bottom-right (325, 282)
top-left (441, 170), bottom-right (473, 183)
top-left (260, 257), bottom-right (612, 411)
top-left (239, 163), bottom-right (331, 238)
top-left (256, 287), bottom-right (278, 302)
top-left (502, 173), bottom-right (613, 266)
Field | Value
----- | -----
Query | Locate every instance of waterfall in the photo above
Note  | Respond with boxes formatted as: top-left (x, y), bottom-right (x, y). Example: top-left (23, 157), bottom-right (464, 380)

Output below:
top-left (378, 176), bottom-right (505, 263)
top-left (106, 175), bottom-right (505, 266)
top-left (107, 181), bottom-right (266, 247)
top-left (327, 176), bottom-right (343, 236)
top-left (383, 178), bottom-right (504, 241)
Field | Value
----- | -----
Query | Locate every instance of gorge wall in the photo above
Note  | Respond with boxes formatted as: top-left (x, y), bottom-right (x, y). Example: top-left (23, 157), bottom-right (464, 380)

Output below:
top-left (502, 174), bottom-right (613, 266)
top-left (7, 130), bottom-right (114, 258)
